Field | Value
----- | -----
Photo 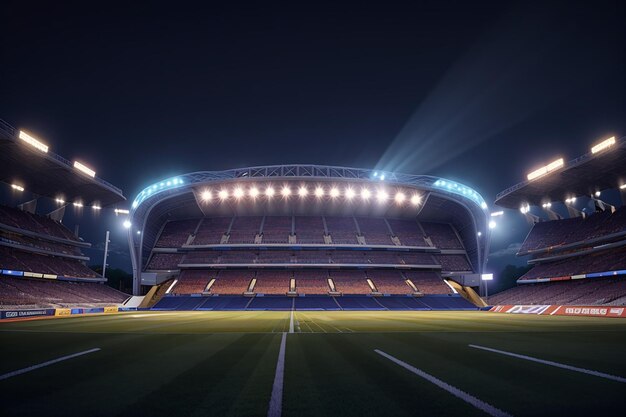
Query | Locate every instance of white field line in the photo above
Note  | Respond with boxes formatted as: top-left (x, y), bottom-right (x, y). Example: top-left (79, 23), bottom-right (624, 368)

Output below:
top-left (469, 344), bottom-right (626, 383)
top-left (268, 332), bottom-right (287, 417)
top-left (0, 348), bottom-right (101, 381)
top-left (289, 311), bottom-right (294, 334)
top-left (549, 306), bottom-right (561, 316)
top-left (375, 349), bottom-right (512, 417)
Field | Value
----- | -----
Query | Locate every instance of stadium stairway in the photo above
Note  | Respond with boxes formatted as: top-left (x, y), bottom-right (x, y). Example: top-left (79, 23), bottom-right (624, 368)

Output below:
top-left (445, 280), bottom-right (487, 307)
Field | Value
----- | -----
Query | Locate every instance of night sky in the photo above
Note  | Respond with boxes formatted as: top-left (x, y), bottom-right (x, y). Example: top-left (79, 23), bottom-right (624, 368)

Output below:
top-left (1, 1), bottom-right (624, 272)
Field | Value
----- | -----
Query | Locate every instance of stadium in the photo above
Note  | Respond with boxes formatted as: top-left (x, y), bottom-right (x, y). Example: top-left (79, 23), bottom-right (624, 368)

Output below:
top-left (1, 115), bottom-right (626, 416)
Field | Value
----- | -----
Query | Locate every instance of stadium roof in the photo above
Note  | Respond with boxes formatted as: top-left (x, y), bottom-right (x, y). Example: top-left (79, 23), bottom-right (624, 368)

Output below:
top-left (0, 119), bottom-right (125, 207)
top-left (495, 136), bottom-right (626, 209)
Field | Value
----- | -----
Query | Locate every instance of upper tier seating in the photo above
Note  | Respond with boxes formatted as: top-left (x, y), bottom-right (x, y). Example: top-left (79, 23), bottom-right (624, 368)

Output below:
top-left (519, 207), bottom-right (626, 253)
top-left (421, 222), bottom-right (463, 249)
top-left (193, 217), bottom-right (231, 244)
top-left (262, 216), bottom-right (292, 243)
top-left (325, 217), bottom-right (358, 244)
top-left (0, 276), bottom-right (127, 307)
top-left (155, 219), bottom-right (199, 247)
top-left (519, 246), bottom-right (626, 280)
top-left (228, 216), bottom-right (262, 243)
top-left (1, 231), bottom-right (81, 256)
top-left (295, 216), bottom-right (325, 243)
top-left (356, 217), bottom-right (392, 245)
top-left (0, 205), bottom-right (78, 241)
top-left (0, 246), bottom-right (96, 277)
top-left (386, 218), bottom-right (426, 246)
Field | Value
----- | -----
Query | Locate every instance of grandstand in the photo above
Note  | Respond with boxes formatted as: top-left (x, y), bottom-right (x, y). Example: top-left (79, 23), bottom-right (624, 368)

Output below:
top-left (128, 165), bottom-right (490, 310)
top-left (490, 135), bottom-right (626, 306)
top-left (0, 120), bottom-right (129, 308)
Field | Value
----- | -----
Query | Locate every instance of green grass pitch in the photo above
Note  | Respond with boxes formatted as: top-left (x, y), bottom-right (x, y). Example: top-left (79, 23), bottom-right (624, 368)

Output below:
top-left (1, 311), bottom-right (625, 416)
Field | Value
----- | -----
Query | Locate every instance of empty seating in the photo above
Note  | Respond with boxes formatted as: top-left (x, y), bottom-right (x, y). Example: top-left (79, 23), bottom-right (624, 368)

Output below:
top-left (193, 217), bottom-right (231, 244)
top-left (0, 205), bottom-right (78, 242)
top-left (356, 217), bottom-right (392, 245)
top-left (0, 276), bottom-right (127, 307)
top-left (367, 270), bottom-right (412, 294)
top-left (262, 216), bottom-right (292, 243)
top-left (155, 219), bottom-right (198, 247)
top-left (295, 216), bottom-right (325, 243)
top-left (294, 270), bottom-right (329, 294)
top-left (146, 253), bottom-right (183, 270)
top-left (435, 255), bottom-right (472, 271)
top-left (0, 246), bottom-right (97, 277)
top-left (254, 270), bottom-right (292, 294)
top-left (228, 217), bottom-right (262, 243)
top-left (210, 270), bottom-right (254, 294)
top-left (330, 270), bottom-right (372, 294)
top-left (387, 218), bottom-right (426, 246)
top-left (325, 217), bottom-right (358, 244)
top-left (172, 270), bottom-right (215, 294)
top-left (421, 222), bottom-right (463, 249)
top-left (404, 271), bottom-right (451, 294)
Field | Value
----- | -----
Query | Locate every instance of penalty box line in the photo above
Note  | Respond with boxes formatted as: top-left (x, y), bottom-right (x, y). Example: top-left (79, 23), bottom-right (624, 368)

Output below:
top-left (268, 332), bottom-right (287, 417)
top-left (0, 348), bottom-right (101, 381)
top-left (375, 349), bottom-right (512, 417)
top-left (469, 344), bottom-right (626, 383)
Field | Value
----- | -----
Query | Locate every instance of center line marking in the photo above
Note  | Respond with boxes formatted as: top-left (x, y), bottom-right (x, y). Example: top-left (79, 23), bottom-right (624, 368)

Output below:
top-left (268, 332), bottom-right (287, 417)
top-left (375, 349), bottom-right (512, 417)
top-left (289, 311), bottom-right (294, 334)
top-left (0, 348), bottom-right (101, 381)
top-left (469, 344), bottom-right (626, 383)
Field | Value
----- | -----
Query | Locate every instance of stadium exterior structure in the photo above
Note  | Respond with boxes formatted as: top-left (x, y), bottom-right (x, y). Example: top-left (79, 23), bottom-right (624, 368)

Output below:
top-left (127, 165), bottom-right (491, 295)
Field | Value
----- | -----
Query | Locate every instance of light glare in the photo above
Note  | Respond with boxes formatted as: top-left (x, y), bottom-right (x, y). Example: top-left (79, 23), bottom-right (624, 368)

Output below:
top-left (298, 186), bottom-right (308, 197)
top-left (345, 187), bottom-right (355, 199)
top-left (18, 130), bottom-right (49, 153)
top-left (361, 188), bottom-right (371, 200)
top-left (410, 194), bottom-right (421, 206)
top-left (329, 187), bottom-right (340, 198)
top-left (233, 187), bottom-right (244, 199)
top-left (591, 136), bottom-right (616, 154)
top-left (218, 189), bottom-right (229, 200)
top-left (394, 192), bottom-right (406, 204)
top-left (73, 161), bottom-right (96, 178)
top-left (314, 187), bottom-right (324, 198)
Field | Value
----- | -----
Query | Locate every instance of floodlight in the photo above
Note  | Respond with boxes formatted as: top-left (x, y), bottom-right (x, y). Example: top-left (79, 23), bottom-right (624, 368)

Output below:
top-left (201, 190), bottom-right (212, 201)
top-left (55, 198), bottom-right (65, 204)
top-left (481, 273), bottom-right (494, 281)
top-left (11, 184), bottom-right (24, 192)
top-left (345, 187), bottom-right (355, 200)
top-left (233, 187), bottom-right (244, 199)
top-left (527, 158), bottom-right (564, 181)
top-left (18, 130), bottom-right (49, 153)
top-left (477, 231), bottom-right (482, 237)
top-left (361, 188), bottom-right (371, 200)
top-left (218, 189), bottom-right (229, 200)
top-left (313, 186), bottom-right (324, 198)
top-left (114, 208), bottom-right (130, 215)
top-left (591, 136), bottom-right (615, 154)
top-left (92, 204), bottom-right (101, 210)
top-left (136, 230), bottom-right (141, 235)
top-left (249, 186), bottom-right (260, 198)
top-left (281, 186), bottom-right (291, 197)
top-left (73, 202), bottom-right (83, 207)
top-left (394, 192), bottom-right (406, 204)
top-left (380, 174), bottom-right (385, 181)
top-left (329, 187), bottom-right (340, 198)
top-left (266, 186), bottom-right (275, 197)
top-left (488, 220), bottom-right (496, 229)
top-left (621, 184), bottom-right (626, 190)
top-left (298, 186), bottom-right (308, 197)
top-left (594, 191), bottom-right (601, 197)
top-left (123, 220), bottom-right (132, 229)
top-left (480, 202), bottom-right (488, 209)
top-left (490, 211), bottom-right (503, 217)
top-left (73, 161), bottom-right (96, 178)
top-left (376, 190), bottom-right (388, 202)
top-left (410, 194), bottom-right (421, 206)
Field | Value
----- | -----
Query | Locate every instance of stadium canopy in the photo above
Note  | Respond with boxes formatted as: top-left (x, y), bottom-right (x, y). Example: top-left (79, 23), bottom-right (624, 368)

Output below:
top-left (127, 164), bottom-right (492, 292)
top-left (495, 136), bottom-right (626, 209)
top-left (0, 119), bottom-right (125, 207)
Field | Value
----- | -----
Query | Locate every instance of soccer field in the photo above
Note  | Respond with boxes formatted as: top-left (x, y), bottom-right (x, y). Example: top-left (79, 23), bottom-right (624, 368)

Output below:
top-left (1, 311), bottom-right (625, 417)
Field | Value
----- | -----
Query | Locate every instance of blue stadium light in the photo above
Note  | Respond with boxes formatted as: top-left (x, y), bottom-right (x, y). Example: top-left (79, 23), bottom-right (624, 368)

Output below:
top-left (432, 178), bottom-right (487, 209)
top-left (380, 174), bottom-right (385, 181)
top-left (123, 220), bottom-right (132, 229)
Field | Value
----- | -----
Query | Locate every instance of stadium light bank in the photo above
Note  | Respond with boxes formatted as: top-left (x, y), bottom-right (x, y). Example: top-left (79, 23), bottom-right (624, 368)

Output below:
top-left (527, 158), bottom-right (564, 181)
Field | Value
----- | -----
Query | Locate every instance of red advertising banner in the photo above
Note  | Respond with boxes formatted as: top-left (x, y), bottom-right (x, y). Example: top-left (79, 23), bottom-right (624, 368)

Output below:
top-left (489, 305), bottom-right (626, 318)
